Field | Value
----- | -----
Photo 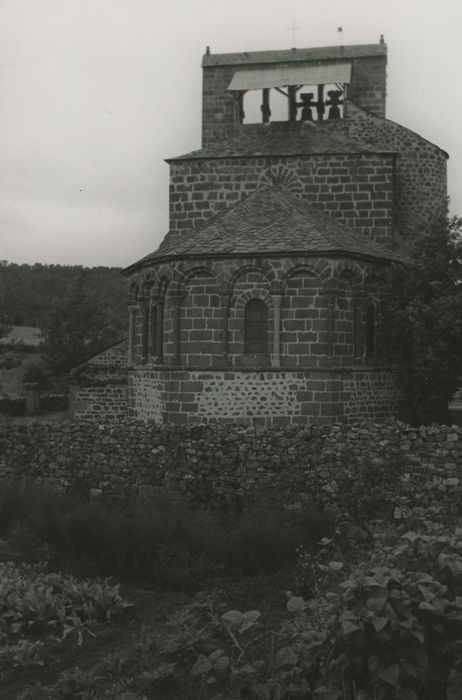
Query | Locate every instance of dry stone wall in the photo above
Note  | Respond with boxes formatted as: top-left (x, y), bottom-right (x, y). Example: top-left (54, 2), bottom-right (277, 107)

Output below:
top-left (0, 420), bottom-right (461, 514)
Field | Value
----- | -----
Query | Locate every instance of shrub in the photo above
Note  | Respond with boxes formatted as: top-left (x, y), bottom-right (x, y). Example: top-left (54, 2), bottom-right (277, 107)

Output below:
top-left (0, 561), bottom-right (131, 681)
top-left (390, 211), bottom-right (462, 424)
top-left (0, 484), bottom-right (331, 585)
top-left (150, 521), bottom-right (462, 699)
top-left (22, 358), bottom-right (53, 392)
top-left (0, 351), bottom-right (22, 369)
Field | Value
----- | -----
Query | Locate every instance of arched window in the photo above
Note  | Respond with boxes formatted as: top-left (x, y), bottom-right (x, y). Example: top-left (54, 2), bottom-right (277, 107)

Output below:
top-left (365, 304), bottom-right (376, 358)
top-left (244, 299), bottom-right (268, 355)
top-left (150, 300), bottom-right (164, 360)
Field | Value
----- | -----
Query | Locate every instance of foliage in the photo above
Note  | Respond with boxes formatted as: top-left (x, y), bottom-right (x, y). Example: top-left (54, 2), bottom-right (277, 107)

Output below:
top-left (390, 210), bottom-right (462, 424)
top-left (22, 357), bottom-right (53, 391)
top-left (0, 260), bottom-right (126, 330)
top-left (0, 350), bottom-right (22, 369)
top-left (0, 484), bottom-right (331, 585)
top-left (0, 323), bottom-right (12, 340)
top-left (0, 560), bottom-right (131, 681)
top-left (140, 520), bottom-right (462, 699)
top-left (41, 277), bottom-right (121, 372)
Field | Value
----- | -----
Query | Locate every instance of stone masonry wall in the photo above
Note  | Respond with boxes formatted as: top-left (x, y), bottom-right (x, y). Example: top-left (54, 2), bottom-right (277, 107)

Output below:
top-left (69, 384), bottom-right (128, 421)
top-left (130, 255), bottom-right (388, 372)
top-left (69, 340), bottom-right (128, 421)
top-left (128, 367), bottom-right (402, 426)
top-left (168, 153), bottom-right (394, 247)
top-left (0, 420), bottom-right (460, 512)
top-left (341, 102), bottom-right (447, 243)
top-left (179, 269), bottom-right (222, 368)
top-left (202, 63), bottom-right (237, 147)
top-left (80, 341), bottom-right (128, 367)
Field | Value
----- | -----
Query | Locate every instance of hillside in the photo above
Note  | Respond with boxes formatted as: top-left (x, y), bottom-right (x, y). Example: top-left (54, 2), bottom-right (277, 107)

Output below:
top-left (0, 261), bottom-right (127, 333)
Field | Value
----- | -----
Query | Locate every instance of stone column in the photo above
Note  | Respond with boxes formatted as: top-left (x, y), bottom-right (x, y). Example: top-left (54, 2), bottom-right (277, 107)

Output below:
top-left (326, 294), bottom-right (336, 357)
top-left (353, 295), bottom-right (363, 361)
top-left (220, 291), bottom-right (231, 366)
top-left (128, 304), bottom-right (137, 365)
top-left (271, 293), bottom-right (282, 368)
top-left (139, 300), bottom-right (149, 364)
top-left (156, 297), bottom-right (164, 361)
top-left (150, 296), bottom-right (164, 361)
top-left (377, 295), bottom-right (389, 360)
top-left (169, 291), bottom-right (184, 366)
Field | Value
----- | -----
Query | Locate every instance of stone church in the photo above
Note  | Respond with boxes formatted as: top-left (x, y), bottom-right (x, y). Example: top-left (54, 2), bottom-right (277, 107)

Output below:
top-left (71, 39), bottom-right (448, 425)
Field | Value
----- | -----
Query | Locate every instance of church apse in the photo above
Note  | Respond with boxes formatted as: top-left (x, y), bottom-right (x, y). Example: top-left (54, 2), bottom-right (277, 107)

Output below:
top-left (116, 39), bottom-right (448, 427)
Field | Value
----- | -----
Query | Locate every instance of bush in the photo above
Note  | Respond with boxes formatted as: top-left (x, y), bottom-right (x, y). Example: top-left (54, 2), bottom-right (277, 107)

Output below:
top-left (22, 359), bottom-right (53, 392)
top-left (0, 560), bottom-right (130, 683)
top-left (0, 398), bottom-right (25, 416)
top-left (149, 521), bottom-right (462, 699)
top-left (390, 211), bottom-right (462, 424)
top-left (0, 352), bottom-right (22, 370)
top-left (0, 484), bottom-right (331, 585)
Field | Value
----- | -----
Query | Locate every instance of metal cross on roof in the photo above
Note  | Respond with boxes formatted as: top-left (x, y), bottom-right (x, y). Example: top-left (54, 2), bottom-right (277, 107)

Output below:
top-left (288, 21), bottom-right (300, 47)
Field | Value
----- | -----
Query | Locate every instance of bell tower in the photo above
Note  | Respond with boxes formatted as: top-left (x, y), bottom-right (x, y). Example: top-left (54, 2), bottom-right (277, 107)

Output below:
top-left (201, 41), bottom-right (387, 146)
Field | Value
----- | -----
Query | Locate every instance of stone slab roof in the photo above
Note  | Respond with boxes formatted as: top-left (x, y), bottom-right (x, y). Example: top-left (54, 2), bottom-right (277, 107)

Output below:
top-left (202, 43), bottom-right (387, 67)
top-left (126, 186), bottom-right (407, 273)
top-left (168, 121), bottom-right (392, 161)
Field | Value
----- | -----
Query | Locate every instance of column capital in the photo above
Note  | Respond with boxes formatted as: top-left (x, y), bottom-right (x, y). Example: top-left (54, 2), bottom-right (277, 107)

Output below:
top-left (271, 292), bottom-right (283, 304)
top-left (270, 281), bottom-right (283, 295)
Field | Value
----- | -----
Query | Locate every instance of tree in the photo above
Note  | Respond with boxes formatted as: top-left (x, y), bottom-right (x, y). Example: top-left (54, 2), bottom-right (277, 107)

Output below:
top-left (390, 207), bottom-right (462, 424)
top-left (42, 278), bottom-right (122, 373)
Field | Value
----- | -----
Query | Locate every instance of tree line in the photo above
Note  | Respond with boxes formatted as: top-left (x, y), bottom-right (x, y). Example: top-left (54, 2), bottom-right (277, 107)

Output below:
top-left (0, 262), bottom-right (127, 375)
top-left (0, 261), bottom-right (127, 332)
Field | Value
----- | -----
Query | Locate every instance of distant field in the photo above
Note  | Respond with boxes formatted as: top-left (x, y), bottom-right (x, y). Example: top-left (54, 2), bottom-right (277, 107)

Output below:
top-left (0, 326), bottom-right (43, 347)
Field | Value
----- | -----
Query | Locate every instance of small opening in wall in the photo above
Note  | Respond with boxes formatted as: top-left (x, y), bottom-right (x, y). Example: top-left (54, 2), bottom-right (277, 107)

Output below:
top-left (244, 299), bottom-right (268, 355)
top-left (241, 83), bottom-right (346, 124)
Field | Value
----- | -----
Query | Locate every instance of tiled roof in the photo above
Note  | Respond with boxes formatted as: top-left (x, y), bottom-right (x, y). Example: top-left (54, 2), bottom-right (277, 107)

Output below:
top-left (202, 43), bottom-right (387, 67)
top-left (168, 121), bottom-right (391, 161)
top-left (126, 186), bottom-right (407, 272)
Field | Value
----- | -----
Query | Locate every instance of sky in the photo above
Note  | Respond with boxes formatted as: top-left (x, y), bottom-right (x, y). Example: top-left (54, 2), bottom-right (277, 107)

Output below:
top-left (1, 0), bottom-right (462, 268)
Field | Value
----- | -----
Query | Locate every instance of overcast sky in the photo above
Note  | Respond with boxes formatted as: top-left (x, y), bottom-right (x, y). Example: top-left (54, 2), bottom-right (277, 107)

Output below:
top-left (1, 0), bottom-right (461, 267)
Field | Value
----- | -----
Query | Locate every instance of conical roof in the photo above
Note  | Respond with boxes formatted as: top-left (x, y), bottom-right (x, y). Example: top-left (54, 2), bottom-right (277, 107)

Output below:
top-left (125, 185), bottom-right (407, 273)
